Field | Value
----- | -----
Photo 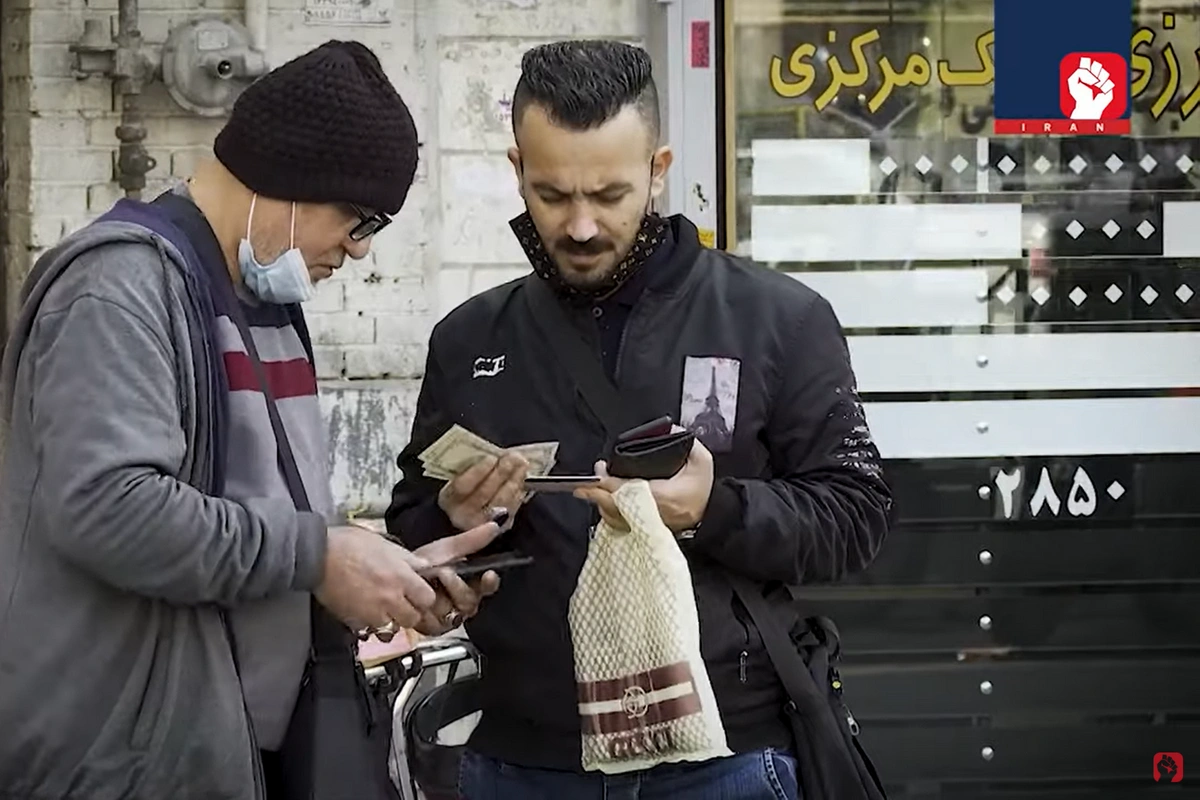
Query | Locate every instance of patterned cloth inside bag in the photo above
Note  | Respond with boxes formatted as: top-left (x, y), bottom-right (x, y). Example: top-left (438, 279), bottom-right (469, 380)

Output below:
top-left (569, 480), bottom-right (731, 774)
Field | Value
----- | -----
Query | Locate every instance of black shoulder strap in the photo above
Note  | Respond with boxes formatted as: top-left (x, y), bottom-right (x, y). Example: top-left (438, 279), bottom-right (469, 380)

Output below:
top-left (724, 572), bottom-right (830, 717)
top-left (230, 311), bottom-right (313, 509)
top-left (523, 277), bottom-right (631, 441)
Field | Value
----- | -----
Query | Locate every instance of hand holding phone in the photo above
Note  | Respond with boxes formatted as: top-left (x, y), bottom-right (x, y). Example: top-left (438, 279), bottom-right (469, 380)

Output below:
top-left (417, 552), bottom-right (534, 581)
top-left (412, 533), bottom-right (532, 635)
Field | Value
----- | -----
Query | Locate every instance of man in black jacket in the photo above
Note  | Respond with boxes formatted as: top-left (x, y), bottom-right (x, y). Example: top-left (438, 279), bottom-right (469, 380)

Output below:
top-left (386, 40), bottom-right (892, 799)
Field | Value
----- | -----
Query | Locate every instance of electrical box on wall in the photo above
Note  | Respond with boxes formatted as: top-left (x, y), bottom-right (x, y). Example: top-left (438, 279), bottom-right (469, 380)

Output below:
top-left (161, 18), bottom-right (268, 117)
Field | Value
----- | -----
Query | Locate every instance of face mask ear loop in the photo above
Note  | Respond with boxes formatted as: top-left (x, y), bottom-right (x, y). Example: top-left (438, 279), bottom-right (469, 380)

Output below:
top-left (646, 159), bottom-right (656, 215)
top-left (246, 193), bottom-right (259, 239)
top-left (289, 202), bottom-right (297, 250)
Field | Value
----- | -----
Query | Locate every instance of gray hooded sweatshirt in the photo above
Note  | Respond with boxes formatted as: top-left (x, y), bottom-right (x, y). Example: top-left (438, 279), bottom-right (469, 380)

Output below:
top-left (0, 215), bottom-right (328, 799)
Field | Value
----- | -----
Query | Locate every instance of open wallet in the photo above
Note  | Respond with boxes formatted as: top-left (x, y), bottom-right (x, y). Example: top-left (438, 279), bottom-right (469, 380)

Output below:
top-left (607, 415), bottom-right (695, 480)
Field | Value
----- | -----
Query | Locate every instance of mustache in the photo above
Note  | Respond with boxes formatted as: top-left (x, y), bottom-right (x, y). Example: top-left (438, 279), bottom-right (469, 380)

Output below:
top-left (556, 237), bottom-right (610, 256)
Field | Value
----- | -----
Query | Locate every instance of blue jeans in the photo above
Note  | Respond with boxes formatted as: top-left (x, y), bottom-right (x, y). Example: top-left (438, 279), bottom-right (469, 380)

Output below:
top-left (458, 748), bottom-right (800, 800)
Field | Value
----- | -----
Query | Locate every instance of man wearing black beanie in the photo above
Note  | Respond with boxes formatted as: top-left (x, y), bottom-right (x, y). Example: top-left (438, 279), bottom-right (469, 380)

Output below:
top-left (0, 40), bottom-right (504, 800)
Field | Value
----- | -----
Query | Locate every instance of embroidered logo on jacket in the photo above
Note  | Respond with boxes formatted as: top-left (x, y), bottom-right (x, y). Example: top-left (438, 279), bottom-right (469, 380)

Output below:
top-left (472, 355), bottom-right (506, 378)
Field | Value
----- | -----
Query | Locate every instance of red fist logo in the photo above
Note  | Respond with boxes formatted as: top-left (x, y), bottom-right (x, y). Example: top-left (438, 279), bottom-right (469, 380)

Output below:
top-left (1153, 752), bottom-right (1183, 783)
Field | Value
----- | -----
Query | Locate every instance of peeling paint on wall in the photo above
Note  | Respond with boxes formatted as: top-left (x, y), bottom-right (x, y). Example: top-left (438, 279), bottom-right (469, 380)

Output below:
top-left (320, 380), bottom-right (423, 516)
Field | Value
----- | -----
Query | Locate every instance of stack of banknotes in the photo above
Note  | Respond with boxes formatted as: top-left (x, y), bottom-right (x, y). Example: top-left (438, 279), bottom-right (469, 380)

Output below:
top-left (418, 424), bottom-right (559, 482)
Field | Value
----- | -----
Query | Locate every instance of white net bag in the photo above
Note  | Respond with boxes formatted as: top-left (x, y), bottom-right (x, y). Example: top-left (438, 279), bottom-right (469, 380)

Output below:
top-left (568, 480), bottom-right (731, 774)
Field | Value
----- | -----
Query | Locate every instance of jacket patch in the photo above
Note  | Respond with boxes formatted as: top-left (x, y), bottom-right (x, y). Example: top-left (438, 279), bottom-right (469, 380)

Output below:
top-left (472, 355), bottom-right (506, 378)
top-left (681, 356), bottom-right (740, 453)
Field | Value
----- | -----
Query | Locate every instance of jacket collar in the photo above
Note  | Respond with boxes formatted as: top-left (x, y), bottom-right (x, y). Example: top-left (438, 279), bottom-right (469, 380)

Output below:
top-left (511, 213), bottom-right (704, 306)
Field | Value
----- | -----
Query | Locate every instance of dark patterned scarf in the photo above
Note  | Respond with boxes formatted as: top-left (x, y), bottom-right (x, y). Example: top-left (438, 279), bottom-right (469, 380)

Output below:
top-left (509, 211), bottom-right (672, 301)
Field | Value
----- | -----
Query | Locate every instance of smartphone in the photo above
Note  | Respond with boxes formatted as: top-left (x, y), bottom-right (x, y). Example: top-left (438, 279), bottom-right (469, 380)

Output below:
top-left (419, 552), bottom-right (534, 581)
top-left (524, 475), bottom-right (603, 492)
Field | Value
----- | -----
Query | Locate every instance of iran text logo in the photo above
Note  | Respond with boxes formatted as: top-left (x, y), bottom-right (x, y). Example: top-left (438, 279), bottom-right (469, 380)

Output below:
top-left (992, 0), bottom-right (1132, 135)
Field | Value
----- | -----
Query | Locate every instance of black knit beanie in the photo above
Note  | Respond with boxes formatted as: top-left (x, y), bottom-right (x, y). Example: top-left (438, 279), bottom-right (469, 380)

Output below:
top-left (213, 40), bottom-right (418, 215)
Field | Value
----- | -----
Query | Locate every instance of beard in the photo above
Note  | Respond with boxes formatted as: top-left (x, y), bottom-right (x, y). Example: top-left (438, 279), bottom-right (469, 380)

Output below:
top-left (550, 238), bottom-right (627, 288)
top-left (509, 211), bottom-right (672, 301)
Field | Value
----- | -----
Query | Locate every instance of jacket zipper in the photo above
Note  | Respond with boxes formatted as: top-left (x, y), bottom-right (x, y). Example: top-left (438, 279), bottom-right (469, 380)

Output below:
top-left (579, 305), bottom-right (611, 535)
top-left (611, 306), bottom-right (637, 385)
top-left (612, 286), bottom-right (660, 385)
top-left (733, 599), bottom-right (750, 684)
top-left (830, 666), bottom-right (861, 736)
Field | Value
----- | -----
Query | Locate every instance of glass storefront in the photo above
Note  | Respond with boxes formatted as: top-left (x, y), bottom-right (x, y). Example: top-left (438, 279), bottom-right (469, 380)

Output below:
top-left (721, 0), bottom-right (1199, 524)
top-left (716, 0), bottom-right (1200, 789)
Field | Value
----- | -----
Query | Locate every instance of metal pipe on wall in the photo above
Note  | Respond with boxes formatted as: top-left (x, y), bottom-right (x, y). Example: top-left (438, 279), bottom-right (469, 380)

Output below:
top-left (72, 0), bottom-right (266, 199)
top-left (245, 0), bottom-right (269, 56)
top-left (113, 0), bottom-right (157, 199)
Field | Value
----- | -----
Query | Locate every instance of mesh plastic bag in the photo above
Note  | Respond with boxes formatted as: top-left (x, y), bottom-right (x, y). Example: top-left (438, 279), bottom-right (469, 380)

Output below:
top-left (568, 480), bottom-right (731, 774)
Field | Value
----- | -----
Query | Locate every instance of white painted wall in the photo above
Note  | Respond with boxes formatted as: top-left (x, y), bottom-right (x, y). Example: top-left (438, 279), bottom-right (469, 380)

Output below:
top-left (1, 0), bottom-right (646, 513)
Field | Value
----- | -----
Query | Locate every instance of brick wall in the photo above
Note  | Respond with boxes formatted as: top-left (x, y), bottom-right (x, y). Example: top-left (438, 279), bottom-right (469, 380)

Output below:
top-left (1, 0), bottom-right (644, 512)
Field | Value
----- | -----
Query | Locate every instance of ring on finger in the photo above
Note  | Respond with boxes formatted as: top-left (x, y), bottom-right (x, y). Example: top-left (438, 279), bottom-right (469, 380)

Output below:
top-left (442, 610), bottom-right (464, 629)
top-left (357, 619), bottom-right (396, 639)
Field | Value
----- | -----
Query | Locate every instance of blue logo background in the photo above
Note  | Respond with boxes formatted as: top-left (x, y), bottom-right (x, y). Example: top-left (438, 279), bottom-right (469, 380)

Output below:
top-left (993, 0), bottom-right (1133, 120)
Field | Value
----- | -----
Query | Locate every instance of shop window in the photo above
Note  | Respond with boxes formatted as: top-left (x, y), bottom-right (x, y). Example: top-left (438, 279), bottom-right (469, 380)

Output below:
top-left (715, 8), bottom-right (1200, 788)
top-left (720, 0), bottom-right (1200, 518)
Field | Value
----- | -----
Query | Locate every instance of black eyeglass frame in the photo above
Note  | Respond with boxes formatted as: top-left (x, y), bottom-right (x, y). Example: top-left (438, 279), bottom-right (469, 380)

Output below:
top-left (347, 203), bottom-right (392, 241)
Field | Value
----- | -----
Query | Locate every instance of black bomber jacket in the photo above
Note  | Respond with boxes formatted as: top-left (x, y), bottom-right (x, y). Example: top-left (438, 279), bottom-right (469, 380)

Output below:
top-left (385, 214), bottom-right (894, 771)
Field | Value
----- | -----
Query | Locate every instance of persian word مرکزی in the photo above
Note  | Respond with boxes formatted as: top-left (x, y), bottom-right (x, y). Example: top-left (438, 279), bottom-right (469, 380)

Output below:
top-left (769, 14), bottom-right (1198, 122)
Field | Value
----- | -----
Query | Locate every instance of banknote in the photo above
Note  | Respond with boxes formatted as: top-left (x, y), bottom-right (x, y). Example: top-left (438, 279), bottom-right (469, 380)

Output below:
top-left (419, 424), bottom-right (559, 482)
top-left (421, 441), bottom-right (558, 481)
top-left (418, 424), bottom-right (501, 474)
top-left (422, 440), bottom-right (558, 481)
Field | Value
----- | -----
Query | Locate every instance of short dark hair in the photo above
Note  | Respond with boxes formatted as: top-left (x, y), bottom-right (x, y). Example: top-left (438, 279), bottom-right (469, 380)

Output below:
top-left (511, 40), bottom-right (660, 142)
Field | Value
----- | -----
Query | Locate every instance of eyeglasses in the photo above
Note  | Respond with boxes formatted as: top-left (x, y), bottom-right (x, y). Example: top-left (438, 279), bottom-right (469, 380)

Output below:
top-left (347, 203), bottom-right (392, 241)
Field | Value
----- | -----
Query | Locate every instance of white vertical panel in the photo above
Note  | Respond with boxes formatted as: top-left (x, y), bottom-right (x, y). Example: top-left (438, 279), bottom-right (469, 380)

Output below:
top-left (660, 0), bottom-right (687, 217)
top-left (849, 332), bottom-right (1200, 392)
top-left (793, 268), bottom-right (990, 328)
top-left (659, 0), bottom-right (717, 238)
top-left (751, 203), bottom-right (1025, 263)
top-left (751, 139), bottom-right (873, 197)
top-left (865, 397), bottom-right (1200, 458)
top-left (681, 0), bottom-right (717, 238)
top-left (975, 137), bottom-right (989, 193)
top-left (1162, 201), bottom-right (1200, 256)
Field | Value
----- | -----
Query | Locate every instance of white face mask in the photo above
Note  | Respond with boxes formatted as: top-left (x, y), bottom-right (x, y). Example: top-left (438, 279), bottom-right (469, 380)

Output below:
top-left (238, 194), bottom-right (314, 305)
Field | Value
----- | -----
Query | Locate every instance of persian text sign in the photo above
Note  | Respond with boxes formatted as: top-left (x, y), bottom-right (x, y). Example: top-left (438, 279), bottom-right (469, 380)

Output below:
top-left (993, 0), bottom-right (1132, 134)
top-left (766, 12), bottom-right (1197, 133)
